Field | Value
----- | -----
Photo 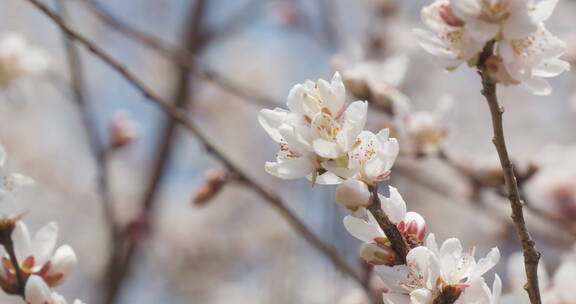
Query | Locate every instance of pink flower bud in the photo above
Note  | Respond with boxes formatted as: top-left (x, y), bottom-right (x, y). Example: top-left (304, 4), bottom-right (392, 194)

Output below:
top-left (192, 169), bottom-right (227, 206)
top-left (109, 110), bottom-right (138, 149)
top-left (397, 212), bottom-right (427, 245)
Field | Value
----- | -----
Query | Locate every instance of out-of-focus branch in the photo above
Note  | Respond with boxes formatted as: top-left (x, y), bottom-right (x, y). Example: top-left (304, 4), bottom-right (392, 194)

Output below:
top-left (81, 0), bottom-right (277, 108)
top-left (55, 0), bottom-right (117, 238)
top-left (438, 150), bottom-right (576, 241)
top-left (477, 41), bottom-right (542, 304)
top-left (21, 0), bottom-right (370, 294)
top-left (102, 1), bottom-right (208, 303)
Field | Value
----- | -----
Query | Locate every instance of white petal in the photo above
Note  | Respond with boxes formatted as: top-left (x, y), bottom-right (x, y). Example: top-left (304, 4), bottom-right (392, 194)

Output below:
top-left (413, 29), bottom-right (458, 59)
top-left (265, 157), bottom-right (313, 179)
top-left (532, 0), bottom-right (558, 21)
top-left (258, 108), bottom-right (289, 143)
top-left (336, 179), bottom-right (370, 209)
top-left (312, 139), bottom-right (341, 159)
top-left (0, 146), bottom-right (6, 167)
top-left (343, 213), bottom-right (384, 242)
top-left (451, 0), bottom-right (482, 19)
top-left (379, 186), bottom-right (407, 224)
top-left (337, 101), bottom-right (367, 152)
top-left (31, 222), bottom-right (58, 266)
top-left (13, 221), bottom-right (32, 263)
top-left (492, 274), bottom-right (502, 303)
top-left (376, 264), bottom-right (411, 294)
top-left (383, 292), bottom-right (411, 304)
top-left (471, 247), bottom-right (500, 279)
top-left (47, 245), bottom-right (77, 286)
top-left (533, 58), bottom-right (570, 77)
top-left (553, 260), bottom-right (576, 301)
top-left (466, 19), bottom-right (500, 42)
top-left (309, 170), bottom-right (344, 185)
top-left (321, 161), bottom-right (357, 180)
top-left (380, 54), bottom-right (410, 87)
top-left (286, 84), bottom-right (305, 114)
top-left (410, 289), bottom-right (433, 304)
top-left (328, 72), bottom-right (346, 115)
top-left (501, 13), bottom-right (539, 40)
top-left (522, 77), bottom-right (552, 96)
top-left (25, 275), bottom-right (52, 304)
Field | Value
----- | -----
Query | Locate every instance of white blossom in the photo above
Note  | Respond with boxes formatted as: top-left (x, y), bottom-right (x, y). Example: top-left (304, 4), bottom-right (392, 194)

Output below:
top-left (334, 52), bottom-right (412, 111)
top-left (415, 0), bottom-right (485, 69)
top-left (450, 0), bottom-right (558, 41)
top-left (415, 0), bottom-right (569, 95)
top-left (498, 24), bottom-right (569, 95)
top-left (396, 95), bottom-right (454, 156)
top-left (258, 73), bottom-right (368, 184)
top-left (376, 234), bottom-right (500, 304)
top-left (0, 221), bottom-right (77, 289)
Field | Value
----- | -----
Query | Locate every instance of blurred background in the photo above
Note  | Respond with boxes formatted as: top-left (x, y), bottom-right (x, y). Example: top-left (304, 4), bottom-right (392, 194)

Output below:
top-left (0, 0), bottom-right (575, 303)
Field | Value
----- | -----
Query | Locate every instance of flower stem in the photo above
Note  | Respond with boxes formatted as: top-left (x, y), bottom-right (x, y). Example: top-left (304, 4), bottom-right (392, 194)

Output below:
top-left (4, 237), bottom-right (25, 297)
top-left (477, 41), bottom-right (542, 304)
top-left (367, 184), bottom-right (409, 264)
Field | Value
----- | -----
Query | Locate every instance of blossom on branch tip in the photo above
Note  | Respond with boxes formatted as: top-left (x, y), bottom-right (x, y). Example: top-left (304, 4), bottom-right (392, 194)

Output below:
top-left (259, 72), bottom-right (369, 185)
top-left (416, 0), bottom-right (569, 95)
top-left (0, 221), bottom-right (77, 294)
top-left (376, 234), bottom-right (500, 304)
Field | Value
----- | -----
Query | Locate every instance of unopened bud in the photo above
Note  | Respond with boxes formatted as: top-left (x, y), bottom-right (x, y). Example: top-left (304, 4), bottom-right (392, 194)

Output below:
top-left (109, 110), bottom-right (138, 148)
top-left (359, 243), bottom-right (397, 266)
top-left (193, 169), bottom-right (227, 206)
top-left (397, 212), bottom-right (426, 247)
top-left (439, 4), bottom-right (465, 27)
top-left (336, 179), bottom-right (371, 211)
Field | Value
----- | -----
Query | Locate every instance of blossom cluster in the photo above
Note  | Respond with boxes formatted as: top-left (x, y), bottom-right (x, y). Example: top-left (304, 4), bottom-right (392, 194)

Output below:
top-left (415, 0), bottom-right (569, 95)
top-left (259, 73), bottom-right (501, 303)
top-left (0, 144), bottom-right (83, 304)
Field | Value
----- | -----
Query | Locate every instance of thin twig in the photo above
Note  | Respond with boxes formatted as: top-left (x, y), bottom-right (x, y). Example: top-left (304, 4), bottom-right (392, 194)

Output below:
top-left (81, 0), bottom-right (277, 108)
top-left (4, 237), bottom-right (25, 297)
top-left (55, 0), bottom-right (117, 237)
top-left (477, 41), bottom-right (542, 304)
top-left (21, 0), bottom-right (369, 293)
top-left (102, 1), bottom-right (208, 303)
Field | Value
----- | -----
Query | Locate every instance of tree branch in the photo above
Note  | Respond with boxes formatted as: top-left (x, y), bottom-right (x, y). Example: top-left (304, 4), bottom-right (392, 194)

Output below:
top-left (367, 184), bottom-right (409, 264)
top-left (80, 0), bottom-right (277, 108)
top-left (477, 41), bottom-right (542, 304)
top-left (102, 0), bottom-right (208, 302)
top-left (21, 0), bottom-right (369, 294)
top-left (55, 0), bottom-right (118, 241)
